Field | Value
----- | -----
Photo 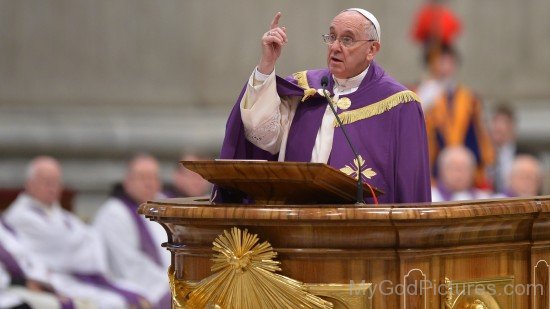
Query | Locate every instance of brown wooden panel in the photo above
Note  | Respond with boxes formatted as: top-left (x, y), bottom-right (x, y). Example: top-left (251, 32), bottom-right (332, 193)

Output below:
top-left (533, 260), bottom-right (549, 309)
top-left (140, 195), bottom-right (550, 308)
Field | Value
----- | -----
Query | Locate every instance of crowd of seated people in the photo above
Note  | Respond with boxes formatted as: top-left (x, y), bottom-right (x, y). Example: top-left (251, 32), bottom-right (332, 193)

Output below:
top-left (0, 154), bottom-right (210, 309)
top-left (412, 38), bottom-right (543, 201)
top-left (430, 104), bottom-right (544, 202)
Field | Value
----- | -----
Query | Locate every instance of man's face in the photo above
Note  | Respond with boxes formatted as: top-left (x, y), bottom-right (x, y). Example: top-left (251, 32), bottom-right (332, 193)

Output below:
top-left (26, 162), bottom-right (62, 207)
top-left (441, 153), bottom-right (474, 192)
top-left (491, 113), bottom-right (515, 147)
top-left (124, 158), bottom-right (161, 204)
top-left (327, 12), bottom-right (379, 79)
top-left (509, 160), bottom-right (541, 197)
top-left (433, 53), bottom-right (457, 80)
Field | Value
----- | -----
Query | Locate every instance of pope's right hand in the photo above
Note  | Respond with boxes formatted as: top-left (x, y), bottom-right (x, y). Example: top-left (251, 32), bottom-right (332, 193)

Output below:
top-left (257, 12), bottom-right (287, 75)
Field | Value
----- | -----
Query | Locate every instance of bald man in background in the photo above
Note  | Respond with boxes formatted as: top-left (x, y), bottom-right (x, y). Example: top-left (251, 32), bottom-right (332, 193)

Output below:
top-left (431, 146), bottom-right (491, 202)
top-left (94, 155), bottom-right (171, 309)
top-left (495, 155), bottom-right (543, 198)
top-left (3, 156), bottom-right (149, 309)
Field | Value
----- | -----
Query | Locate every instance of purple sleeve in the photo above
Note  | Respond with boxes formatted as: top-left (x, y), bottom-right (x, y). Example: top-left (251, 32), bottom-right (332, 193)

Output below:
top-left (393, 101), bottom-right (432, 203)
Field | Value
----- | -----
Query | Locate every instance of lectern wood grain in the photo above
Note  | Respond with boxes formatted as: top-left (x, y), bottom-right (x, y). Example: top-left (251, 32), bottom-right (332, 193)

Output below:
top-left (140, 196), bottom-right (550, 308)
top-left (181, 160), bottom-right (381, 204)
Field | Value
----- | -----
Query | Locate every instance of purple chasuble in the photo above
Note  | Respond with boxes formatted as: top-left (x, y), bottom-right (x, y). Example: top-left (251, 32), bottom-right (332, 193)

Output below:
top-left (115, 192), bottom-right (163, 267)
top-left (216, 61), bottom-right (431, 204)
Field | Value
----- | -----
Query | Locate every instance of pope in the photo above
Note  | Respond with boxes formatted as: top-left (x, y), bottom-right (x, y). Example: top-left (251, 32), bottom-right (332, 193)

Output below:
top-left (215, 9), bottom-right (431, 204)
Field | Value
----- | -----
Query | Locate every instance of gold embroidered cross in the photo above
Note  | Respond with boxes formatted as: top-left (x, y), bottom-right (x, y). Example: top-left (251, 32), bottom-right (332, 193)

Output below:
top-left (339, 155), bottom-right (377, 180)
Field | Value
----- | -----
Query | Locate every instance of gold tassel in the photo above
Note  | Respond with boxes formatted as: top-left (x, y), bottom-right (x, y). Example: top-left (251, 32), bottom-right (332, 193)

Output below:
top-left (293, 70), bottom-right (321, 103)
top-left (292, 71), bottom-right (310, 90)
top-left (301, 88), bottom-right (317, 102)
top-left (334, 90), bottom-right (421, 127)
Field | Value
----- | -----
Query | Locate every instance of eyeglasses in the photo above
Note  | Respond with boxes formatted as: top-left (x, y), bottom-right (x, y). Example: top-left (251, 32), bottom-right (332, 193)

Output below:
top-left (321, 34), bottom-right (375, 48)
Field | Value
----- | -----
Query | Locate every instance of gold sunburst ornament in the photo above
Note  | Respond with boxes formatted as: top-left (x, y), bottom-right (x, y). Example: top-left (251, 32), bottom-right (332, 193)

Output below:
top-left (180, 227), bottom-right (333, 309)
top-left (340, 155), bottom-right (377, 180)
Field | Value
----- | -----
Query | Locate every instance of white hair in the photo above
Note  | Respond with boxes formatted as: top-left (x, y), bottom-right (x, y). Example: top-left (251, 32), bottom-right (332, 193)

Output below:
top-left (343, 8), bottom-right (381, 41)
top-left (509, 154), bottom-right (541, 179)
top-left (438, 146), bottom-right (476, 171)
top-left (365, 21), bottom-right (379, 41)
top-left (25, 156), bottom-right (60, 181)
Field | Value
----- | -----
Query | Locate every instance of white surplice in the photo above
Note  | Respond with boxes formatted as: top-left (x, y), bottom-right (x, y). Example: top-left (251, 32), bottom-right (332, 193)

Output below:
top-left (93, 196), bottom-right (170, 306)
top-left (431, 186), bottom-right (491, 202)
top-left (3, 193), bottom-right (140, 309)
top-left (241, 66), bottom-right (368, 163)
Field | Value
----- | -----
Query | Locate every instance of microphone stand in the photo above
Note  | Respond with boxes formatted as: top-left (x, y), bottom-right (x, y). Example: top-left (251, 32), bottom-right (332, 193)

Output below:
top-left (321, 77), bottom-right (365, 204)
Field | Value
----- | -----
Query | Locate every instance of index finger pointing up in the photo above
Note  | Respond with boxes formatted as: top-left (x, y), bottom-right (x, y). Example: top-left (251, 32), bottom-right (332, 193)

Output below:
top-left (270, 12), bottom-right (282, 29)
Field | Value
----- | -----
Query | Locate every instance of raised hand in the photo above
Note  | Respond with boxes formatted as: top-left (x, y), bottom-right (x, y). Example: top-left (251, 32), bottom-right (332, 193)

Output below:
top-left (257, 12), bottom-right (288, 75)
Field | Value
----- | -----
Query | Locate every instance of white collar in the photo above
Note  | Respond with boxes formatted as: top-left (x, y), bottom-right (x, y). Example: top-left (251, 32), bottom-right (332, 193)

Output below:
top-left (22, 192), bottom-right (58, 215)
top-left (333, 65), bottom-right (369, 92)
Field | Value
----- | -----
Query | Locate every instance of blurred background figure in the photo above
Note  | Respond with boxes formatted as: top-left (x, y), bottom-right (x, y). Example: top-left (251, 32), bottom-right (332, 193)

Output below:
top-left (432, 146), bottom-right (491, 202)
top-left (489, 104), bottom-right (519, 193)
top-left (1, 219), bottom-right (94, 309)
top-left (163, 154), bottom-right (211, 198)
top-left (3, 157), bottom-right (149, 309)
top-left (411, 0), bottom-right (493, 189)
top-left (419, 44), bottom-right (494, 189)
top-left (411, 0), bottom-right (461, 59)
top-left (93, 154), bottom-right (171, 309)
top-left (411, 0), bottom-right (461, 111)
top-left (495, 155), bottom-right (542, 198)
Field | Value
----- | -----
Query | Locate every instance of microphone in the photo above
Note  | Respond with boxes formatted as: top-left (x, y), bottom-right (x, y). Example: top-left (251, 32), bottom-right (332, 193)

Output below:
top-left (320, 76), bottom-right (365, 204)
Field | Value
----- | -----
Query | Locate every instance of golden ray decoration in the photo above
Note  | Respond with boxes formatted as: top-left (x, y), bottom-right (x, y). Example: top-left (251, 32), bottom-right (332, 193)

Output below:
top-left (168, 265), bottom-right (193, 309)
top-left (185, 227), bottom-right (333, 309)
top-left (340, 155), bottom-right (377, 180)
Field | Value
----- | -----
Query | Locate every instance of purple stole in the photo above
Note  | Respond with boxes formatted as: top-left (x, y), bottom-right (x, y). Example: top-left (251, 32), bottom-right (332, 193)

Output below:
top-left (71, 193), bottom-right (150, 307)
top-left (72, 273), bottom-right (143, 306)
top-left (0, 221), bottom-right (26, 281)
top-left (115, 192), bottom-right (163, 267)
top-left (217, 61), bottom-right (431, 204)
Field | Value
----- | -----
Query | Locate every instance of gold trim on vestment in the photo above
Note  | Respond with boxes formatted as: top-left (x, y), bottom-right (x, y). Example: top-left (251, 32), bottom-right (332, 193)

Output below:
top-left (334, 90), bottom-right (420, 127)
top-left (293, 71), bottom-right (319, 102)
top-left (292, 71), bottom-right (310, 90)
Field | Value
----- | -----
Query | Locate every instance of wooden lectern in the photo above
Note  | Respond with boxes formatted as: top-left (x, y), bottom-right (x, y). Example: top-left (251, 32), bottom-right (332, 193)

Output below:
top-left (139, 161), bottom-right (550, 308)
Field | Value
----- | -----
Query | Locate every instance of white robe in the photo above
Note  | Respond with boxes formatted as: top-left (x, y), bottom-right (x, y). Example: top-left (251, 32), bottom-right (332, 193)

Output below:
top-left (241, 66), bottom-right (368, 162)
top-left (93, 196), bottom-right (170, 305)
top-left (0, 264), bottom-right (25, 308)
top-left (0, 222), bottom-right (97, 309)
top-left (431, 186), bottom-right (491, 202)
top-left (3, 193), bottom-right (140, 309)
